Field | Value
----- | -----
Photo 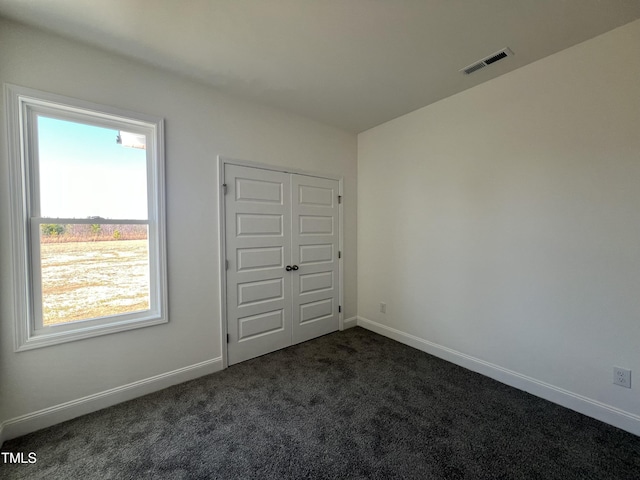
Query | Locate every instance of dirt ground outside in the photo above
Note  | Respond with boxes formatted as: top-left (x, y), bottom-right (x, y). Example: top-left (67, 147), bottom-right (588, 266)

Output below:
top-left (40, 239), bottom-right (150, 326)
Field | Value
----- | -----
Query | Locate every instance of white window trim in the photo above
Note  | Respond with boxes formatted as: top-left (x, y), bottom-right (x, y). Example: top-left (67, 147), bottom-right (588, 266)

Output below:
top-left (5, 84), bottom-right (168, 351)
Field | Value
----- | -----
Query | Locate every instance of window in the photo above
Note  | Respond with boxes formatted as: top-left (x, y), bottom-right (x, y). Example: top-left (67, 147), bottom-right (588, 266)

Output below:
top-left (5, 85), bottom-right (168, 350)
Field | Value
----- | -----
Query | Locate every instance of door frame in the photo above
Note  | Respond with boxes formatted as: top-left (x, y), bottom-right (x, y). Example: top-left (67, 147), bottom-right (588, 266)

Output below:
top-left (217, 155), bottom-right (344, 369)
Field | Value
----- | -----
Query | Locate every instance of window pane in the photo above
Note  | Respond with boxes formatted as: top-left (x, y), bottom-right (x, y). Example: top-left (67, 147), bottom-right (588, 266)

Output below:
top-left (37, 116), bottom-right (148, 219)
top-left (39, 223), bottom-right (150, 326)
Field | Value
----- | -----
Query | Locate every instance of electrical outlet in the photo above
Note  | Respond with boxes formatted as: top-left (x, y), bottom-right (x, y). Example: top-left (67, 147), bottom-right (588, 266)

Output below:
top-left (613, 367), bottom-right (631, 388)
top-left (379, 302), bottom-right (386, 314)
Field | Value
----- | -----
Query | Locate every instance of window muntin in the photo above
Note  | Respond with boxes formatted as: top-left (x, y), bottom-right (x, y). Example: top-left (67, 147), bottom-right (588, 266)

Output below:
top-left (6, 85), bottom-right (167, 350)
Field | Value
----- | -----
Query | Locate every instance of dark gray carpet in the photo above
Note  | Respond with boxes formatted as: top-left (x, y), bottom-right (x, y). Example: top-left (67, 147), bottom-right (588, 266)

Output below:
top-left (1, 327), bottom-right (639, 479)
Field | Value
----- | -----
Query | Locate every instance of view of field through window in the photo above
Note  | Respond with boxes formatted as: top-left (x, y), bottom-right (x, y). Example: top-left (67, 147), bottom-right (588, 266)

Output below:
top-left (40, 226), bottom-right (150, 326)
top-left (37, 116), bottom-right (151, 327)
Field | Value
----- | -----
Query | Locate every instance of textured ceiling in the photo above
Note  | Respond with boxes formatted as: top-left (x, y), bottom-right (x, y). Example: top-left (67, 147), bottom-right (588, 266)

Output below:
top-left (1, 0), bottom-right (639, 132)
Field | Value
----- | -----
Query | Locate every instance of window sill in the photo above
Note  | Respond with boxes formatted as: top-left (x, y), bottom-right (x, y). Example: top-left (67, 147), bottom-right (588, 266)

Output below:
top-left (15, 313), bottom-right (168, 352)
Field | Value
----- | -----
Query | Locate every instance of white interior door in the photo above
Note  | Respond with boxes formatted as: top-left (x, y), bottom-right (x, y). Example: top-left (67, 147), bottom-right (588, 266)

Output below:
top-left (224, 163), bottom-right (340, 365)
top-left (291, 175), bottom-right (340, 344)
top-left (225, 165), bottom-right (292, 365)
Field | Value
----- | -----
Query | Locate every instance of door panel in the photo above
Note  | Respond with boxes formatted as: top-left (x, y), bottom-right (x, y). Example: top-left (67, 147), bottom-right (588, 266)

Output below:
top-left (291, 175), bottom-right (339, 344)
top-left (235, 178), bottom-right (283, 204)
top-left (299, 244), bottom-right (334, 265)
top-left (236, 246), bottom-right (284, 272)
top-left (298, 185), bottom-right (334, 206)
top-left (299, 215), bottom-right (334, 235)
top-left (299, 271), bottom-right (333, 295)
top-left (236, 213), bottom-right (283, 236)
top-left (225, 165), bottom-right (292, 365)
top-left (238, 309), bottom-right (285, 340)
top-left (300, 298), bottom-right (334, 324)
top-left (237, 277), bottom-right (284, 306)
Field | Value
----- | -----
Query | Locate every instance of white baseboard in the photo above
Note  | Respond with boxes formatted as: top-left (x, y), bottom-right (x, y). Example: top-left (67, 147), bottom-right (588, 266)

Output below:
top-left (357, 316), bottom-right (640, 437)
top-left (0, 357), bottom-right (223, 445)
top-left (342, 316), bottom-right (358, 329)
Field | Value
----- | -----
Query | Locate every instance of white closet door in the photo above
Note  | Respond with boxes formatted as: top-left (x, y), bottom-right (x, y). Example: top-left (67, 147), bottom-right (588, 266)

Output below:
top-left (225, 165), bottom-right (292, 365)
top-left (291, 175), bottom-right (340, 344)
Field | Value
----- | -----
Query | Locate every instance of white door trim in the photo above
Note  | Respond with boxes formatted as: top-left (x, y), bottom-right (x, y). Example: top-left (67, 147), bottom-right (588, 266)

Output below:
top-left (217, 156), bottom-right (344, 369)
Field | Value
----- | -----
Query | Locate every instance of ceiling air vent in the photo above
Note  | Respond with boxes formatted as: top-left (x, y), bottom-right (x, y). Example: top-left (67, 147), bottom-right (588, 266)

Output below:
top-left (460, 47), bottom-right (513, 75)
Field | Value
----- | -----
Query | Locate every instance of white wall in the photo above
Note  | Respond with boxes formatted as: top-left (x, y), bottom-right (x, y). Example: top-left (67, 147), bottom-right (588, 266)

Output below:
top-left (358, 19), bottom-right (640, 434)
top-left (0, 18), bottom-right (357, 438)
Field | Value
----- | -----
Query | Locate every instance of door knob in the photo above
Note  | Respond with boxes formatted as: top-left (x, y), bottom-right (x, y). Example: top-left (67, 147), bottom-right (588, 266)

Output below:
top-left (292, 265), bottom-right (299, 271)
top-left (286, 265), bottom-right (293, 271)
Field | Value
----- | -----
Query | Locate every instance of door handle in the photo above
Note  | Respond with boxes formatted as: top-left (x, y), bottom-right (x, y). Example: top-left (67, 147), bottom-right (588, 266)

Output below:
top-left (292, 265), bottom-right (299, 271)
top-left (286, 265), bottom-right (293, 271)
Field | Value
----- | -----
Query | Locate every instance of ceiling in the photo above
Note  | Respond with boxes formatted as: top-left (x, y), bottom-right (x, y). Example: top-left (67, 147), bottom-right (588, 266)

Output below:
top-left (1, 1), bottom-right (639, 133)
